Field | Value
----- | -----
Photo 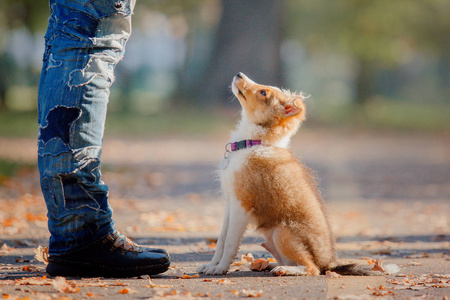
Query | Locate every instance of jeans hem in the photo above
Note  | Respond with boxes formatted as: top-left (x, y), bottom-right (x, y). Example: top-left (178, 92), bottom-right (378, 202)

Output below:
top-left (48, 226), bottom-right (115, 256)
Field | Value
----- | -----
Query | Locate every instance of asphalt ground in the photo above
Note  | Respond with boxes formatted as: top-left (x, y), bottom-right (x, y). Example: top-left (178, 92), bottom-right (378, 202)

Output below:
top-left (0, 129), bottom-right (449, 299)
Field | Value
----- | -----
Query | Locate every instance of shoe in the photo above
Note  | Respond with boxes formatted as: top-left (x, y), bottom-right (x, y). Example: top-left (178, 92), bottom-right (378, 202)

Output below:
top-left (46, 231), bottom-right (170, 278)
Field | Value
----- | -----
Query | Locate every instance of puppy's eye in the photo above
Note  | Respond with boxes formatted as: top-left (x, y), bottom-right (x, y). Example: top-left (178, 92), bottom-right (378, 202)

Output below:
top-left (260, 90), bottom-right (267, 96)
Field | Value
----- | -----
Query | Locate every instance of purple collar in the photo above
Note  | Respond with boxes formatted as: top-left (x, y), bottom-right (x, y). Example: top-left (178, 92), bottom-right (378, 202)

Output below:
top-left (231, 139), bottom-right (261, 151)
top-left (227, 139), bottom-right (262, 152)
top-left (222, 139), bottom-right (262, 164)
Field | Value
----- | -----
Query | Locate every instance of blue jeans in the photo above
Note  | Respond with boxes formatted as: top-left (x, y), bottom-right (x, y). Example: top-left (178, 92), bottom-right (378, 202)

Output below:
top-left (38, 0), bottom-right (135, 255)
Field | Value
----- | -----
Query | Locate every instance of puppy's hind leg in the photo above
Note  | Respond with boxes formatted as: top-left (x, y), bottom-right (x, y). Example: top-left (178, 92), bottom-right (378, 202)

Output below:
top-left (270, 227), bottom-right (320, 276)
top-left (197, 199), bottom-right (231, 273)
top-left (260, 230), bottom-right (283, 270)
top-left (203, 198), bottom-right (249, 275)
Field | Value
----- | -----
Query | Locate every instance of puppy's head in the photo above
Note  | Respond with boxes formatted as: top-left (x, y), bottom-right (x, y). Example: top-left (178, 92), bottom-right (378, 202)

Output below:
top-left (231, 72), bottom-right (306, 128)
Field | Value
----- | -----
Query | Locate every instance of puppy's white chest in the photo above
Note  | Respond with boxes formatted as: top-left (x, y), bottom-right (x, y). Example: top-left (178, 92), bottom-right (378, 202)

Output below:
top-left (219, 150), bottom-right (249, 191)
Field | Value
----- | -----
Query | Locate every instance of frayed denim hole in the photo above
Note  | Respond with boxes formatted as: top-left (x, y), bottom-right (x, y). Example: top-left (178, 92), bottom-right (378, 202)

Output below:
top-left (60, 174), bottom-right (101, 211)
top-left (40, 106), bottom-right (81, 145)
top-left (68, 56), bottom-right (115, 88)
top-left (45, 53), bottom-right (63, 70)
top-left (85, 0), bottom-right (132, 19)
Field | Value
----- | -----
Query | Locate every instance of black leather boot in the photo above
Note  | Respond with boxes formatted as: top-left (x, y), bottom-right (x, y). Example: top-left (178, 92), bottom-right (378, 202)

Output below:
top-left (46, 231), bottom-right (170, 278)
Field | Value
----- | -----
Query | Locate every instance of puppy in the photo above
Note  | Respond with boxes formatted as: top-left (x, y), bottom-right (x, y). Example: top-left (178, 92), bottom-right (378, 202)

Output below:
top-left (198, 73), bottom-right (380, 276)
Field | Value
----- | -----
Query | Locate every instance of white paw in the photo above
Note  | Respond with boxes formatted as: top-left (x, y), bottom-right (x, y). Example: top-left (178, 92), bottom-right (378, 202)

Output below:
top-left (271, 266), bottom-right (307, 276)
top-left (203, 264), bottom-right (229, 275)
top-left (197, 263), bottom-right (214, 274)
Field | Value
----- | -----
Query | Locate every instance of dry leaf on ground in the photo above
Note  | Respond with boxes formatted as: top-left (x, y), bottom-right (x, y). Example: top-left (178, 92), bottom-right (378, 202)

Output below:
top-left (52, 277), bottom-right (80, 293)
top-left (145, 278), bottom-right (172, 288)
top-left (372, 259), bottom-right (384, 272)
top-left (172, 268), bottom-right (199, 279)
top-left (241, 289), bottom-right (263, 297)
top-left (14, 277), bottom-right (52, 286)
top-left (119, 288), bottom-right (138, 294)
top-left (232, 253), bottom-right (255, 266)
top-left (216, 279), bottom-right (235, 285)
top-left (34, 246), bottom-right (49, 265)
top-left (250, 258), bottom-right (270, 271)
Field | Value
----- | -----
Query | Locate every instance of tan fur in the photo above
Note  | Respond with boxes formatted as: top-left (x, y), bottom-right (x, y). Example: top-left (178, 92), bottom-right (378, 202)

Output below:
top-left (234, 149), bottom-right (336, 274)
top-left (229, 73), bottom-right (336, 275)
top-left (197, 73), bottom-right (380, 276)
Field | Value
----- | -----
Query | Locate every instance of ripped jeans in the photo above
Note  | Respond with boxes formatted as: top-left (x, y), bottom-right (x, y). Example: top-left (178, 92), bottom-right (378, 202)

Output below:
top-left (37, 0), bottom-right (135, 255)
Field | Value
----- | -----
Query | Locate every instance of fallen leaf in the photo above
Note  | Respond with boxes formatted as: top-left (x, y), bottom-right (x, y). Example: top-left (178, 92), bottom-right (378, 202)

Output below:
top-left (0, 244), bottom-right (13, 255)
top-left (232, 253), bottom-right (255, 266)
top-left (34, 246), bottom-right (49, 265)
top-left (146, 278), bottom-right (172, 288)
top-left (119, 288), bottom-right (138, 294)
top-left (216, 279), bottom-right (235, 285)
top-left (182, 274), bottom-right (199, 279)
top-left (241, 289), bottom-right (263, 297)
top-left (14, 277), bottom-right (52, 286)
top-left (250, 258), bottom-right (270, 271)
top-left (52, 277), bottom-right (79, 293)
top-left (172, 268), bottom-right (199, 279)
top-left (372, 259), bottom-right (384, 272)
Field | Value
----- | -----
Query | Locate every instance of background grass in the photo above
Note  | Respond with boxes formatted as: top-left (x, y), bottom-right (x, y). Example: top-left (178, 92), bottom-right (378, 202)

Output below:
top-left (0, 101), bottom-right (448, 178)
top-left (1, 101), bottom-right (448, 138)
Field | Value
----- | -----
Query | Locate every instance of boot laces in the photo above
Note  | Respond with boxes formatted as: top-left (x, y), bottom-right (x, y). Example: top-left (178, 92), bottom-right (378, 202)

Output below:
top-left (107, 231), bottom-right (141, 254)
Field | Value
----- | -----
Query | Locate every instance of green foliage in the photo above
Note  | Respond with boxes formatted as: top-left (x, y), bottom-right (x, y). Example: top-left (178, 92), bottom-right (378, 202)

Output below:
top-left (1, 0), bottom-right (49, 32)
top-left (286, 0), bottom-right (450, 64)
top-left (310, 100), bottom-right (450, 131)
top-left (0, 111), bottom-right (37, 137)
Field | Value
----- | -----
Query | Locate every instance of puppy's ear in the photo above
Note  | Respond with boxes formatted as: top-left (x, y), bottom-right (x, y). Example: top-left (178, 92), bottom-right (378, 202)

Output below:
top-left (284, 97), bottom-right (304, 116)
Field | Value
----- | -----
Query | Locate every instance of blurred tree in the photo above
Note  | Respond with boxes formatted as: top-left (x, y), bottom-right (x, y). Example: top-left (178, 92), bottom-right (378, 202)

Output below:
top-left (174, 0), bottom-right (284, 107)
top-left (285, 0), bottom-right (450, 104)
top-left (0, 0), bottom-right (48, 110)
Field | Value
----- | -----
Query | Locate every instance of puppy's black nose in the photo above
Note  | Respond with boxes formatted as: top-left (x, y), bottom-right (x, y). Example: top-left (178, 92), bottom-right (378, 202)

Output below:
top-left (236, 72), bottom-right (243, 78)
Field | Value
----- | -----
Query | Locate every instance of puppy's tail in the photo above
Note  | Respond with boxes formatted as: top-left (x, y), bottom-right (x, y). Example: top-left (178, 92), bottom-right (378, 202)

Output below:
top-left (328, 263), bottom-right (382, 276)
top-left (328, 262), bottom-right (400, 276)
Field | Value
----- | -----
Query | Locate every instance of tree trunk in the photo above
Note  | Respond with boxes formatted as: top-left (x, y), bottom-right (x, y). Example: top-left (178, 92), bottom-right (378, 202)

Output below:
top-left (174, 0), bottom-right (284, 108)
top-left (354, 59), bottom-right (376, 105)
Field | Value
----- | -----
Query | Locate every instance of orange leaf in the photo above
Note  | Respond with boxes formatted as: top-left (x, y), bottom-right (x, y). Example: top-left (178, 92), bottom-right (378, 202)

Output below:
top-left (372, 259), bottom-right (384, 272)
top-left (250, 258), bottom-right (270, 271)
top-left (119, 288), bottom-right (129, 294)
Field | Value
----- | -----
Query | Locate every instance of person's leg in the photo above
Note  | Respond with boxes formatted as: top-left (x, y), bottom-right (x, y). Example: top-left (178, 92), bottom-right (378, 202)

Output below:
top-left (38, 0), bottom-right (169, 277)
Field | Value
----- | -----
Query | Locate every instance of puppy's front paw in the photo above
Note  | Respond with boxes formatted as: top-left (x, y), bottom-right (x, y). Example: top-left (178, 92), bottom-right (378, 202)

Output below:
top-left (203, 264), bottom-right (229, 275)
top-left (197, 263), bottom-right (214, 274)
top-left (271, 266), bottom-right (307, 276)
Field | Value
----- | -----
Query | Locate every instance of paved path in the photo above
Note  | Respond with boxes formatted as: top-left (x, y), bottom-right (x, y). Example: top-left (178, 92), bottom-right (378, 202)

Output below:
top-left (0, 130), bottom-right (449, 299)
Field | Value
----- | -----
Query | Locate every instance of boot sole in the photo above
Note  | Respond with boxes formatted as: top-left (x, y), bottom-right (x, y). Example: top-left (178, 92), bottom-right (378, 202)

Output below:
top-left (46, 260), bottom-right (170, 278)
